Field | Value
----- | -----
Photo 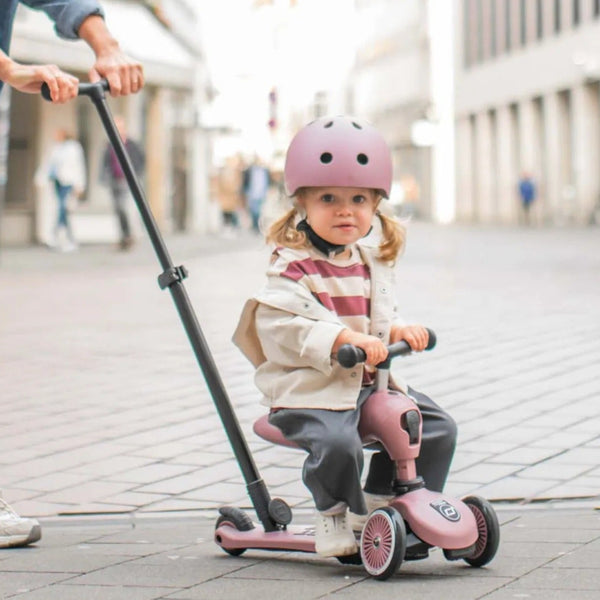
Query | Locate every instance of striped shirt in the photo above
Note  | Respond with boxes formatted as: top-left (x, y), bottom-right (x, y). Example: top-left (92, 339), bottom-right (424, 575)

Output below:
top-left (269, 245), bottom-right (371, 335)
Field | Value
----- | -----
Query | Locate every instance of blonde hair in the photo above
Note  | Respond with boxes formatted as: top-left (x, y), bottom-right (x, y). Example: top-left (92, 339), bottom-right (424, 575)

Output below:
top-left (266, 193), bottom-right (406, 264)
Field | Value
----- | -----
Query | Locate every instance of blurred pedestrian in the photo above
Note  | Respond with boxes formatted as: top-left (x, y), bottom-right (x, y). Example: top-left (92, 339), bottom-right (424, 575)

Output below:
top-left (42, 127), bottom-right (86, 251)
top-left (216, 155), bottom-right (244, 237)
top-left (101, 115), bottom-right (145, 250)
top-left (518, 172), bottom-right (536, 225)
top-left (0, 0), bottom-right (144, 549)
top-left (242, 156), bottom-right (270, 233)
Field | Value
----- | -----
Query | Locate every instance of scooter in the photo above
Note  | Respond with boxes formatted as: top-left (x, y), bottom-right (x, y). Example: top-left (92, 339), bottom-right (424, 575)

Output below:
top-left (216, 335), bottom-right (500, 580)
top-left (43, 81), bottom-right (499, 581)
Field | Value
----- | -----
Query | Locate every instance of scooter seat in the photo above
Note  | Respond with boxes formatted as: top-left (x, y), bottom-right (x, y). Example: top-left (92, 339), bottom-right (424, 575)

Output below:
top-left (253, 414), bottom-right (300, 449)
top-left (253, 414), bottom-right (384, 452)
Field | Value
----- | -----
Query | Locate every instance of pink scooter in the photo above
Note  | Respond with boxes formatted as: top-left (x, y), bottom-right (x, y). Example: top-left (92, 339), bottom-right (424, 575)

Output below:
top-left (215, 332), bottom-right (500, 580)
top-left (46, 83), bottom-right (498, 581)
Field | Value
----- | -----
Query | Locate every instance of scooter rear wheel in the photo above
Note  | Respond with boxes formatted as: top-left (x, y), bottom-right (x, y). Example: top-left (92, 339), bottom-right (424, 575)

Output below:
top-left (215, 507), bottom-right (254, 556)
top-left (462, 496), bottom-right (500, 567)
top-left (360, 507), bottom-right (406, 580)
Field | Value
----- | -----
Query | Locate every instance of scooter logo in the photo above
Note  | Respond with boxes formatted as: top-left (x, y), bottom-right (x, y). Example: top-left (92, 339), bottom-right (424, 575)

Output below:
top-left (430, 499), bottom-right (461, 522)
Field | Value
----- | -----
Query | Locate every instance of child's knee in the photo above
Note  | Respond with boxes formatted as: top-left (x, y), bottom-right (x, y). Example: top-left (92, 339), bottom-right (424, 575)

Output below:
top-left (324, 431), bottom-right (363, 463)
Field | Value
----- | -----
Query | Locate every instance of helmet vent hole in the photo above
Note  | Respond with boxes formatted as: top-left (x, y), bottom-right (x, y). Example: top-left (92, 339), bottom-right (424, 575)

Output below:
top-left (324, 121), bottom-right (334, 128)
top-left (357, 153), bottom-right (369, 165)
top-left (320, 152), bottom-right (333, 164)
top-left (352, 122), bottom-right (362, 129)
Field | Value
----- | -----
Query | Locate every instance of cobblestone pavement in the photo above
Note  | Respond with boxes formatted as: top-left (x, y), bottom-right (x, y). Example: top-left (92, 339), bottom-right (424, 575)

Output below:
top-left (0, 222), bottom-right (599, 520)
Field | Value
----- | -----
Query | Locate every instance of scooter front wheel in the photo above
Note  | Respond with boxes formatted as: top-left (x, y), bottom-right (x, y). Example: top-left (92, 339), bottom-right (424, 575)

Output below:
top-left (215, 507), bottom-right (254, 556)
top-left (360, 507), bottom-right (406, 580)
top-left (462, 496), bottom-right (500, 567)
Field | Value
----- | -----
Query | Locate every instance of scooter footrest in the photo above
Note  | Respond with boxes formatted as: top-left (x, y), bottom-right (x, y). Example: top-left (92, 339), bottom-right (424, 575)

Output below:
top-left (443, 543), bottom-right (477, 561)
top-left (404, 535), bottom-right (430, 561)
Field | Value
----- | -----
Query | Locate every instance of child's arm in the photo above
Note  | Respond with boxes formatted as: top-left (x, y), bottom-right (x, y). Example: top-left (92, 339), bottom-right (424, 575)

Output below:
top-left (390, 325), bottom-right (430, 352)
top-left (332, 329), bottom-right (388, 366)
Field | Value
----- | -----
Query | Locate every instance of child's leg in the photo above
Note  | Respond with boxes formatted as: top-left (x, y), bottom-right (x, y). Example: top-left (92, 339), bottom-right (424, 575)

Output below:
top-left (268, 406), bottom-right (367, 516)
top-left (364, 387), bottom-right (457, 494)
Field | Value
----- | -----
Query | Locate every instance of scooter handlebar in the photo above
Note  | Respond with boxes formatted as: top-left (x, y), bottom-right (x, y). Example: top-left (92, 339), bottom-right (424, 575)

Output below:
top-left (337, 328), bottom-right (436, 369)
top-left (41, 79), bottom-right (110, 102)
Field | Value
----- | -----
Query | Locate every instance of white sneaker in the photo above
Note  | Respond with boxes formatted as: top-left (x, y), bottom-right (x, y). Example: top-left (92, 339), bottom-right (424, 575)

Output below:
top-left (315, 511), bottom-right (358, 557)
top-left (0, 498), bottom-right (41, 548)
top-left (348, 492), bottom-right (395, 532)
top-left (61, 241), bottom-right (78, 253)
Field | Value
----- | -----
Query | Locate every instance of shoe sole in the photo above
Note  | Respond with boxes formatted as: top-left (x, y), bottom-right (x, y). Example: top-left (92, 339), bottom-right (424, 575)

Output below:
top-left (0, 525), bottom-right (42, 548)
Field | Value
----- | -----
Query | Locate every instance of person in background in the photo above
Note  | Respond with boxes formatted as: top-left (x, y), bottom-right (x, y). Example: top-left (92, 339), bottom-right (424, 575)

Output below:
top-left (518, 172), bottom-right (536, 226)
top-left (101, 115), bottom-right (145, 250)
top-left (242, 156), bottom-right (271, 233)
top-left (44, 127), bottom-right (86, 251)
top-left (0, 0), bottom-right (144, 549)
top-left (215, 155), bottom-right (244, 237)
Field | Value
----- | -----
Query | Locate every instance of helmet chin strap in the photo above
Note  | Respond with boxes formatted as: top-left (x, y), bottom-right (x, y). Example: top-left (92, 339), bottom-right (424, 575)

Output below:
top-left (296, 219), bottom-right (374, 258)
top-left (296, 219), bottom-right (346, 257)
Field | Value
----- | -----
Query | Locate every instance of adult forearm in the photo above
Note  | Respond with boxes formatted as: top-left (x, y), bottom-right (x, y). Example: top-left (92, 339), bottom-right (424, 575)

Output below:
top-left (77, 15), bottom-right (119, 58)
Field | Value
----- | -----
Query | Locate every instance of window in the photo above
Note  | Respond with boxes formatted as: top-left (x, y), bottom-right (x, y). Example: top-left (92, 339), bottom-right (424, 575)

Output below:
top-left (476, 0), bottom-right (484, 61)
top-left (520, 0), bottom-right (527, 45)
top-left (490, 0), bottom-right (497, 56)
top-left (554, 0), bottom-right (561, 32)
top-left (573, 0), bottom-right (580, 26)
top-left (505, 0), bottom-right (512, 51)
top-left (536, 0), bottom-right (543, 39)
top-left (595, 0), bottom-right (600, 17)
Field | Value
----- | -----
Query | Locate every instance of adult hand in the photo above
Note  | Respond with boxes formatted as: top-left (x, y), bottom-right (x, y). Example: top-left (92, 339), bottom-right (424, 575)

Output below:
top-left (1, 60), bottom-right (78, 103)
top-left (79, 15), bottom-right (144, 97)
top-left (89, 44), bottom-right (144, 97)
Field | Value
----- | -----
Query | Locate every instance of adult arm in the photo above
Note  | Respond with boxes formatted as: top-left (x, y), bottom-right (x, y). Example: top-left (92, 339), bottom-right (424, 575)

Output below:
top-left (6, 1), bottom-right (143, 100)
top-left (77, 14), bottom-right (143, 96)
top-left (0, 49), bottom-right (78, 102)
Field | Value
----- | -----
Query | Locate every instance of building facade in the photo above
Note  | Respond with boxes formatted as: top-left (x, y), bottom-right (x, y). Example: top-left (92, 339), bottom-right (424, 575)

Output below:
top-left (0, 0), bottom-right (207, 247)
top-left (455, 0), bottom-right (600, 225)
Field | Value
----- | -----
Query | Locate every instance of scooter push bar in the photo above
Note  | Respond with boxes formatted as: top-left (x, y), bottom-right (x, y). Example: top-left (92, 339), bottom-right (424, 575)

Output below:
top-left (41, 78), bottom-right (286, 534)
top-left (41, 80), bottom-right (110, 102)
top-left (337, 328), bottom-right (437, 369)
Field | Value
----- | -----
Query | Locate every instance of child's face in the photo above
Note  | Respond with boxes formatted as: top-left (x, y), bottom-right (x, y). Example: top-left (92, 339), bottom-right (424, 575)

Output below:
top-left (298, 187), bottom-right (379, 246)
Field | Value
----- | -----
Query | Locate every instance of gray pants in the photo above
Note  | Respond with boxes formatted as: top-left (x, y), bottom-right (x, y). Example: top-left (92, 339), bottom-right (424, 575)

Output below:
top-left (268, 386), bottom-right (457, 515)
top-left (110, 179), bottom-right (131, 242)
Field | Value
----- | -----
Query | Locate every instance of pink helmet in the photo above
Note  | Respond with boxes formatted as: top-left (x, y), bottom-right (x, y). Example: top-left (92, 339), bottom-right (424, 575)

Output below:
top-left (284, 116), bottom-right (392, 198)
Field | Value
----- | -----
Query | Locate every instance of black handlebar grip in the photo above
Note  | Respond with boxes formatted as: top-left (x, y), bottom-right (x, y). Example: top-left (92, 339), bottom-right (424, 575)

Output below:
top-left (337, 344), bottom-right (367, 369)
top-left (337, 328), bottom-right (437, 369)
top-left (425, 328), bottom-right (436, 350)
top-left (40, 83), bottom-right (53, 102)
top-left (41, 80), bottom-right (110, 102)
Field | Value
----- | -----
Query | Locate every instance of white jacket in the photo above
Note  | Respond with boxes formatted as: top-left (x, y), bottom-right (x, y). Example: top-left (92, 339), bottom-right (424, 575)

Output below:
top-left (233, 243), bottom-right (407, 410)
top-left (45, 140), bottom-right (86, 191)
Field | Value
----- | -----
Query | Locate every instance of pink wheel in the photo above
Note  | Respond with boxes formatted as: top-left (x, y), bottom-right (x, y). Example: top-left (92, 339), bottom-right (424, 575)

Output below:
top-left (360, 507), bottom-right (406, 580)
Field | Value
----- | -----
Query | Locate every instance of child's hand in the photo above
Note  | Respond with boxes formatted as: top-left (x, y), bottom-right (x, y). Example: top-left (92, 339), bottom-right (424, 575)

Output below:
top-left (333, 329), bottom-right (388, 366)
top-left (391, 325), bottom-right (429, 352)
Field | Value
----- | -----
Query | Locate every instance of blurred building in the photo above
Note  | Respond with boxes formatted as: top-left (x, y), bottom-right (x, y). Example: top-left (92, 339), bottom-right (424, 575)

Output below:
top-left (455, 0), bottom-right (600, 225)
top-left (0, 0), bottom-right (209, 247)
top-left (349, 0), bottom-right (433, 219)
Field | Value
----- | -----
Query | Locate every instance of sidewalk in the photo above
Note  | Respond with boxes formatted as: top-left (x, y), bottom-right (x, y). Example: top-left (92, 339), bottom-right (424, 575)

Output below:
top-left (0, 506), bottom-right (598, 599)
top-left (0, 222), bottom-right (599, 597)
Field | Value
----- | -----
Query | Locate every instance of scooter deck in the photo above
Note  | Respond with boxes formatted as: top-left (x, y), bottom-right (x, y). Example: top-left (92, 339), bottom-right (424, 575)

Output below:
top-left (215, 523), bottom-right (317, 554)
